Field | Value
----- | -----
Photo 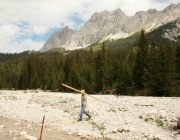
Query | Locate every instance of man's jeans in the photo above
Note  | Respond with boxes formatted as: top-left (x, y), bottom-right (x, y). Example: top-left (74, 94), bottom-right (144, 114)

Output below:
top-left (80, 104), bottom-right (90, 119)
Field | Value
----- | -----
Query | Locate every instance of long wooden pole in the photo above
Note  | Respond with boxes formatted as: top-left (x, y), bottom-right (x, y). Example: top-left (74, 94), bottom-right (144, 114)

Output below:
top-left (61, 83), bottom-right (105, 103)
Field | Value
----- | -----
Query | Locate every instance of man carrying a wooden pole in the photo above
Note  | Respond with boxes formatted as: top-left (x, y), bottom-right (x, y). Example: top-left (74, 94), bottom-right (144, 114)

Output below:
top-left (78, 89), bottom-right (92, 121)
top-left (61, 83), bottom-right (105, 121)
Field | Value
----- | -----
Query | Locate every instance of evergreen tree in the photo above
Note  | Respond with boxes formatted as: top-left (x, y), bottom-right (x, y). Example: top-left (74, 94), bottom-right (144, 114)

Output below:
top-left (38, 57), bottom-right (45, 89)
top-left (67, 64), bottom-right (81, 89)
top-left (64, 55), bottom-right (73, 79)
top-left (27, 56), bottom-right (41, 89)
top-left (21, 62), bottom-right (29, 89)
top-left (95, 42), bottom-right (106, 92)
top-left (58, 69), bottom-right (65, 91)
top-left (89, 68), bottom-right (96, 90)
top-left (87, 47), bottom-right (94, 64)
top-left (51, 72), bottom-right (59, 91)
top-left (105, 49), bottom-right (116, 89)
top-left (116, 62), bottom-right (133, 95)
top-left (155, 44), bottom-right (168, 96)
top-left (0, 75), bottom-right (8, 89)
top-left (175, 42), bottom-right (180, 96)
top-left (165, 44), bottom-right (177, 96)
top-left (147, 35), bottom-right (160, 95)
top-left (133, 29), bottom-right (148, 89)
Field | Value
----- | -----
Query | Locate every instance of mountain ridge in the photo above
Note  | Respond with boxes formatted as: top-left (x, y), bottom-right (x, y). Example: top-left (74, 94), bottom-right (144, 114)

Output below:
top-left (40, 3), bottom-right (180, 52)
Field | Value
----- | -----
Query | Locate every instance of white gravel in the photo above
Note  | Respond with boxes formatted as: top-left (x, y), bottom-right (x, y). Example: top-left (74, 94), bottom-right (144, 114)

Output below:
top-left (0, 90), bottom-right (180, 140)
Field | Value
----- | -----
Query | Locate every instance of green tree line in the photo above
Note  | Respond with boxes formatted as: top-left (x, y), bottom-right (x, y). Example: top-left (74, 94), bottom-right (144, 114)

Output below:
top-left (0, 29), bottom-right (180, 96)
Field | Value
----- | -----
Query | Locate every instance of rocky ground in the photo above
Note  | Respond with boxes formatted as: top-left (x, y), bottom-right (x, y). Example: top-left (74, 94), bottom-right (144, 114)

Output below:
top-left (0, 90), bottom-right (180, 140)
top-left (0, 116), bottom-right (84, 140)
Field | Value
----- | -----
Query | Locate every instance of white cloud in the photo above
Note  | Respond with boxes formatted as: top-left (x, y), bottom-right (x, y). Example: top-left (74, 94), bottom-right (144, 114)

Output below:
top-left (4, 39), bottom-right (44, 53)
top-left (0, 0), bottom-right (179, 53)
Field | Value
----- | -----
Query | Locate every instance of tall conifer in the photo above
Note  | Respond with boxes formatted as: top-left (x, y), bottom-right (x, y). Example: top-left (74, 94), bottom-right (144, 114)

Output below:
top-left (133, 29), bottom-right (148, 89)
top-left (175, 43), bottom-right (180, 96)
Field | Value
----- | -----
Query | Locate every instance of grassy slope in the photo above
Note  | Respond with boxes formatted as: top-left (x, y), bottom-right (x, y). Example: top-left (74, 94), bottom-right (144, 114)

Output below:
top-left (46, 47), bottom-right (66, 53)
top-left (84, 32), bottom-right (140, 51)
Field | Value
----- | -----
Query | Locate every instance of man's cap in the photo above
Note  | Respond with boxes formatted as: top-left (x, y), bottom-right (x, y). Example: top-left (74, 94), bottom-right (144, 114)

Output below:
top-left (81, 90), bottom-right (85, 92)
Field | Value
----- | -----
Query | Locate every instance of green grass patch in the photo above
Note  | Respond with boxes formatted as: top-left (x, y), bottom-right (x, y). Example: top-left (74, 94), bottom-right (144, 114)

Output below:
top-left (107, 108), bottom-right (116, 113)
top-left (144, 117), bottom-right (154, 122)
top-left (156, 119), bottom-right (164, 126)
top-left (90, 121), bottom-right (106, 131)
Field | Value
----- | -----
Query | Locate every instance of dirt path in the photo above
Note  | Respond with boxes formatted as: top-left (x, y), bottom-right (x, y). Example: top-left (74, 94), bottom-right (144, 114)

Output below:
top-left (0, 116), bottom-right (86, 140)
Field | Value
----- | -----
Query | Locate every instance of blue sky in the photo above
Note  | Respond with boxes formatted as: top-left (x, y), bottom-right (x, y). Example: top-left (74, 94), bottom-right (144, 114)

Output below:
top-left (0, 0), bottom-right (179, 53)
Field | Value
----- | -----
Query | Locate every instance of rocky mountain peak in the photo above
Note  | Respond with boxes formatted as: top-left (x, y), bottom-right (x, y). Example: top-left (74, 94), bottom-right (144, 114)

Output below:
top-left (147, 8), bottom-right (157, 14)
top-left (111, 8), bottom-right (126, 16)
top-left (63, 25), bottom-right (70, 29)
top-left (39, 25), bottom-right (76, 52)
top-left (89, 8), bottom-right (126, 23)
top-left (40, 3), bottom-right (180, 52)
top-left (162, 3), bottom-right (176, 13)
top-left (135, 11), bottom-right (145, 15)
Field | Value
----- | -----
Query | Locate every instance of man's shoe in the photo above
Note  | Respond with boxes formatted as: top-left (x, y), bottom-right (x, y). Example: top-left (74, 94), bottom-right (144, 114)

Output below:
top-left (78, 119), bottom-right (82, 122)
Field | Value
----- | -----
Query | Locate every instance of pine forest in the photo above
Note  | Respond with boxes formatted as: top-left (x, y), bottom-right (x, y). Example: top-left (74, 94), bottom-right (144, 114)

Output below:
top-left (0, 29), bottom-right (180, 97)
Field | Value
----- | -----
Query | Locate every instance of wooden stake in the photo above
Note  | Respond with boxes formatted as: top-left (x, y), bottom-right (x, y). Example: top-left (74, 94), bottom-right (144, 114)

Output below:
top-left (39, 116), bottom-right (45, 140)
top-left (61, 83), bottom-right (105, 103)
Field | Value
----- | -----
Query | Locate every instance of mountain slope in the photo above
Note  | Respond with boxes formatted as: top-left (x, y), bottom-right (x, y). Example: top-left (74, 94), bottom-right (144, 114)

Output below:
top-left (88, 18), bottom-right (180, 50)
top-left (146, 17), bottom-right (180, 44)
top-left (45, 17), bottom-right (180, 53)
top-left (40, 3), bottom-right (180, 52)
